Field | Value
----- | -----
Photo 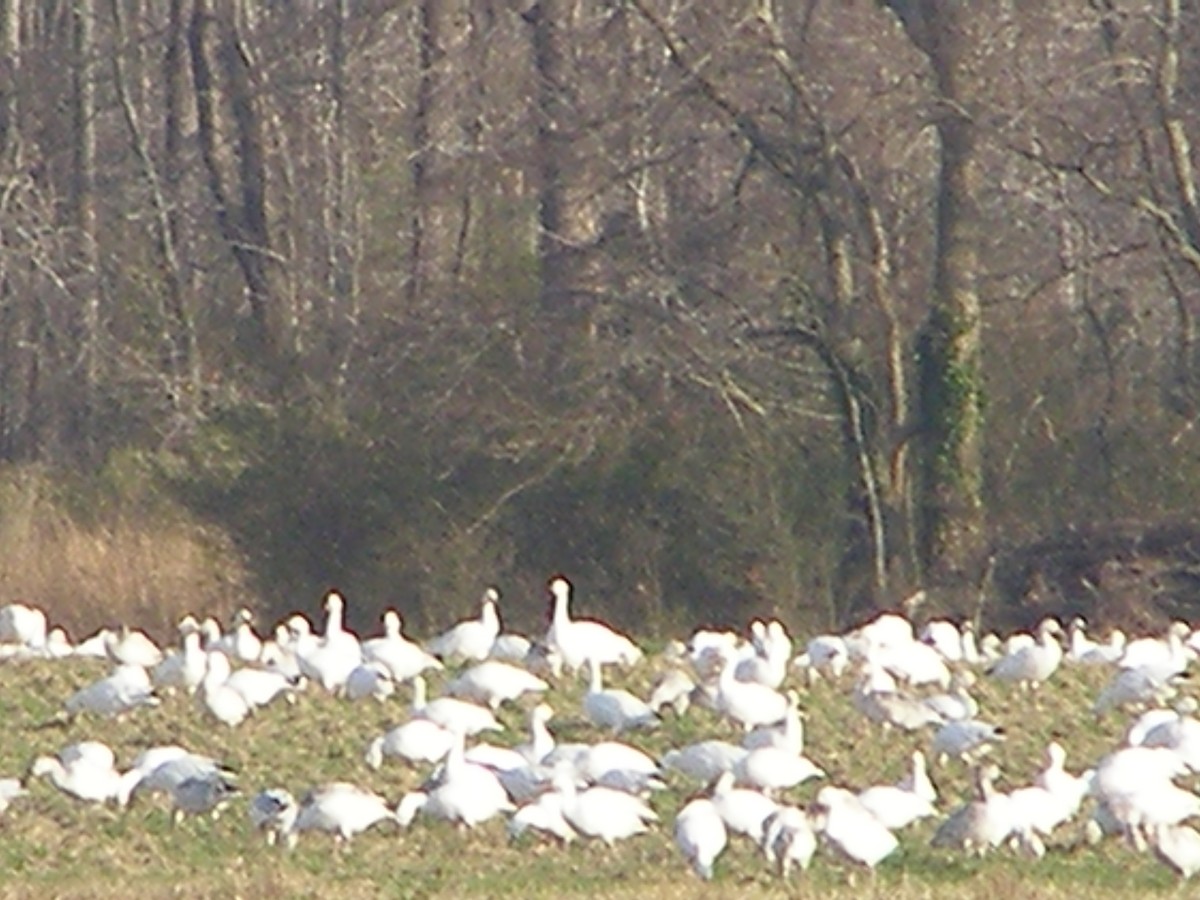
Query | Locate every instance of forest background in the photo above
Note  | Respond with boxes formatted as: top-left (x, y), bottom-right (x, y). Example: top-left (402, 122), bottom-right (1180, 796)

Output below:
top-left (1, 0), bottom-right (1198, 642)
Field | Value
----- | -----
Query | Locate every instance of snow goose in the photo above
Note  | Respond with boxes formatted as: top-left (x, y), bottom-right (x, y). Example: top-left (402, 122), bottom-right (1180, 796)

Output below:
top-left (985, 618), bottom-right (1064, 691)
top-left (517, 702), bottom-right (557, 765)
top-left (259, 623), bottom-right (303, 681)
top-left (410, 674), bottom-right (502, 736)
top-left (647, 667), bottom-right (697, 717)
top-left (1137, 708), bottom-right (1200, 772)
top-left (795, 634), bottom-right (850, 683)
top-left (104, 626), bottom-right (164, 668)
top-left (582, 658), bottom-right (658, 734)
top-left (762, 805), bottom-right (819, 878)
top-left (710, 770), bottom-right (779, 843)
top-left (446, 659), bottom-right (549, 710)
top-left (930, 763), bottom-right (1018, 856)
top-left (1094, 664), bottom-right (1184, 716)
top-left (400, 733), bottom-right (514, 829)
top-left (743, 690), bottom-right (804, 754)
top-left (733, 747), bottom-right (824, 798)
top-left (551, 762), bottom-right (657, 846)
top-left (922, 671), bottom-right (979, 722)
top-left (490, 632), bottom-right (534, 662)
top-left (1090, 746), bottom-right (1200, 846)
top-left (897, 750), bottom-right (938, 805)
top-left (1149, 822), bottom-right (1200, 879)
top-left (663, 741), bottom-right (747, 784)
top-left (199, 650), bottom-right (252, 727)
top-left (168, 772), bottom-right (239, 824)
top-left (72, 627), bottom-right (114, 659)
top-left (544, 576), bottom-right (642, 674)
top-left (857, 780), bottom-right (936, 831)
top-left (931, 719), bottom-right (1005, 764)
top-left (343, 661), bottom-right (396, 701)
top-left (0, 602), bottom-right (47, 649)
top-left (225, 660), bottom-right (300, 708)
top-left (1120, 620), bottom-right (1192, 676)
top-left (860, 689), bottom-right (945, 732)
top-left (675, 796), bottom-right (728, 880)
top-left (920, 619), bottom-right (967, 663)
top-left (65, 664), bottom-right (159, 719)
top-left (250, 788), bottom-right (299, 846)
top-left (875, 637), bottom-right (951, 689)
top-left (152, 623), bottom-right (208, 695)
top-left (551, 740), bottom-right (663, 795)
top-left (124, 748), bottom-right (234, 808)
top-left (715, 648), bottom-right (788, 731)
top-left (291, 782), bottom-right (398, 846)
top-left (361, 610), bottom-right (442, 682)
top-left (427, 588), bottom-right (502, 663)
top-left (812, 784), bottom-right (899, 869)
top-left (295, 591), bottom-right (363, 692)
top-left (508, 790), bottom-right (577, 844)
top-left (365, 719), bottom-right (455, 770)
top-left (846, 610), bottom-right (915, 660)
top-left (734, 620), bottom-right (791, 689)
top-left (0, 777), bottom-right (26, 814)
top-left (1033, 741), bottom-right (1091, 815)
top-left (30, 741), bottom-right (140, 804)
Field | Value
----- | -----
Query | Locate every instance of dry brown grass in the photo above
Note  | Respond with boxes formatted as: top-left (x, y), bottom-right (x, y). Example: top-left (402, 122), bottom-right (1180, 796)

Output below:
top-left (0, 465), bottom-right (251, 642)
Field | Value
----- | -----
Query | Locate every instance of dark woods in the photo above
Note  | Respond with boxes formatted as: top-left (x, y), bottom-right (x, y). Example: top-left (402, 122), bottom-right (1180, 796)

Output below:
top-left (0, 1), bottom-right (1197, 638)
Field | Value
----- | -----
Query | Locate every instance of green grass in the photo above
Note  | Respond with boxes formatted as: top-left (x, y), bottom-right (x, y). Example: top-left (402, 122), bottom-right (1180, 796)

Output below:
top-left (0, 652), bottom-right (1190, 898)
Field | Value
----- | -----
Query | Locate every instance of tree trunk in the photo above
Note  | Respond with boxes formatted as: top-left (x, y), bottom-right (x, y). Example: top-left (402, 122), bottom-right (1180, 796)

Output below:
top-left (884, 0), bottom-right (986, 583)
top-left (189, 0), bottom-right (280, 369)
top-left (69, 0), bottom-right (101, 460)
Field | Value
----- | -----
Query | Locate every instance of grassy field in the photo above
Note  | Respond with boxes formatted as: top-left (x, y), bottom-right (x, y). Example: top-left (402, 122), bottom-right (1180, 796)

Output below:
top-left (0, 642), bottom-right (1190, 899)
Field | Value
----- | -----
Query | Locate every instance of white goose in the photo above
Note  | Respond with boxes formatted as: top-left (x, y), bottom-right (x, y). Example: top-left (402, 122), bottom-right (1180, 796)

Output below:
top-left (0, 602), bottom-right (47, 649)
top-left (0, 777), bottom-right (26, 814)
top-left (674, 796), bottom-right (728, 880)
top-left (398, 734), bottom-right (513, 829)
top-left (410, 674), bottom-right (502, 737)
top-left (1149, 822), bottom-right (1200, 879)
top-left (249, 788), bottom-right (299, 846)
top-left (733, 746), bottom-right (824, 798)
top-left (715, 648), bottom-right (788, 731)
top-left (427, 588), bottom-right (502, 663)
top-left (446, 659), bottom-right (549, 710)
top-left (29, 741), bottom-right (140, 805)
top-left (583, 658), bottom-right (658, 734)
top-left (762, 805), bottom-right (819, 877)
top-left (544, 577), bottom-right (642, 674)
top-left (151, 622), bottom-right (209, 695)
top-left (290, 782), bottom-right (398, 846)
top-left (662, 741), bottom-right (747, 784)
top-left (743, 690), bottom-right (804, 754)
top-left (508, 790), bottom-right (577, 844)
top-left (199, 650), bottom-right (252, 727)
top-left (813, 785), bottom-right (899, 869)
top-left (361, 610), bottom-right (442, 682)
top-left (295, 592), bottom-right (363, 692)
top-left (856, 779), bottom-right (936, 831)
top-left (365, 719), bottom-right (455, 770)
top-left (930, 763), bottom-right (1018, 857)
top-left (710, 770), bottom-right (779, 843)
top-left (104, 626), bottom-right (164, 668)
top-left (986, 618), bottom-right (1064, 691)
top-left (65, 664), bottom-right (159, 719)
top-left (551, 762), bottom-right (658, 846)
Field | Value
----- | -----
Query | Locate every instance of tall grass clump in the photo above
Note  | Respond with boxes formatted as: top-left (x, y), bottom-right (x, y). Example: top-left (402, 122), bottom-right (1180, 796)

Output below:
top-left (0, 458), bottom-right (252, 641)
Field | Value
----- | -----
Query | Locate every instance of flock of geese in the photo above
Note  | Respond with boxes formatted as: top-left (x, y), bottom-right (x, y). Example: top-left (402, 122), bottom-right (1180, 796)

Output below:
top-left (3, 575), bottom-right (1200, 886)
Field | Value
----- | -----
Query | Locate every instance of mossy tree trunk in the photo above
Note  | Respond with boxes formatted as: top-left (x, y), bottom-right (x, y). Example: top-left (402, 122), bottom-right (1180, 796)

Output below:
top-left (883, 0), bottom-right (986, 583)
